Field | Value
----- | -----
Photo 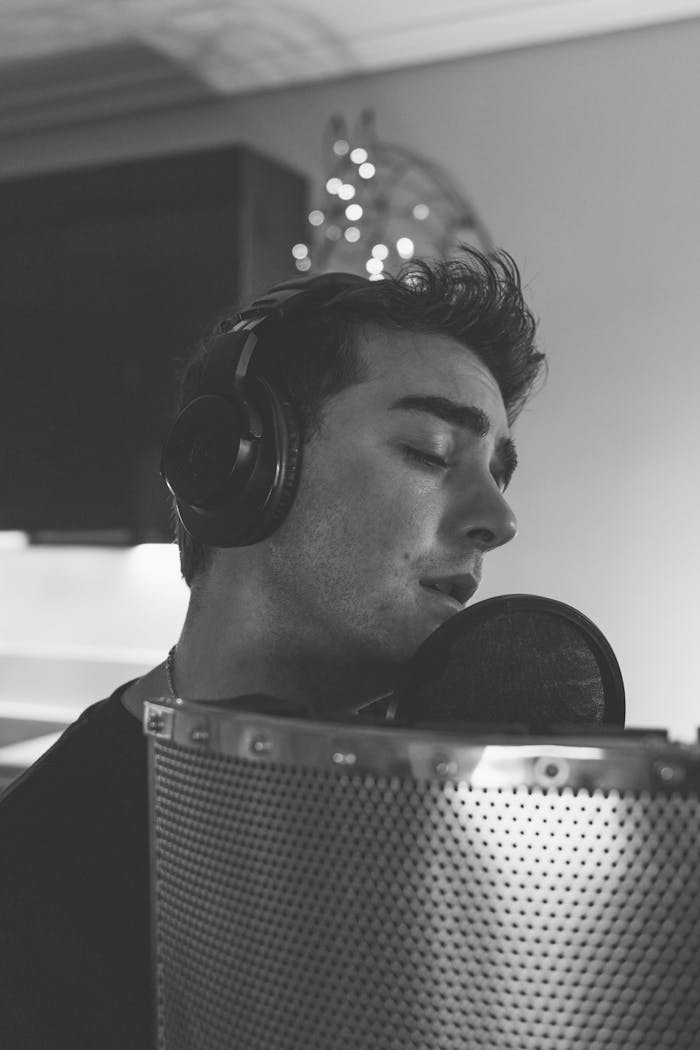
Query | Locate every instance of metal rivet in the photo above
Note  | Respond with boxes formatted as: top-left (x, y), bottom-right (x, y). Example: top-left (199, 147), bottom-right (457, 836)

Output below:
top-left (250, 735), bottom-right (272, 755)
top-left (332, 751), bottom-right (357, 766)
top-left (534, 756), bottom-right (569, 787)
top-left (654, 761), bottom-right (685, 784)
top-left (434, 756), bottom-right (458, 777)
top-left (146, 712), bottom-right (165, 734)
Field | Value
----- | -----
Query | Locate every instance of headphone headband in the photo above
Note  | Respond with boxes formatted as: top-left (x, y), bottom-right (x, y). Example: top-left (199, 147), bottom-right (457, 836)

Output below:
top-left (238, 271), bottom-right (369, 324)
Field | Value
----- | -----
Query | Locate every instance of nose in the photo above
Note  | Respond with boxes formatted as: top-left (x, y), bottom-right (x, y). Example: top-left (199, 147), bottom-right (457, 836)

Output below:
top-left (453, 482), bottom-right (518, 552)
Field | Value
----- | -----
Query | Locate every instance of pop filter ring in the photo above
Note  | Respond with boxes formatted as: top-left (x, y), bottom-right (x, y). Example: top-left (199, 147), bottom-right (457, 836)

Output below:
top-left (386, 593), bottom-right (626, 728)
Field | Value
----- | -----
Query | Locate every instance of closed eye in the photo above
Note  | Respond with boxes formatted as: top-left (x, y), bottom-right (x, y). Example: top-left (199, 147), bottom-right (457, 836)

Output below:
top-left (402, 446), bottom-right (449, 470)
top-left (403, 444), bottom-right (510, 493)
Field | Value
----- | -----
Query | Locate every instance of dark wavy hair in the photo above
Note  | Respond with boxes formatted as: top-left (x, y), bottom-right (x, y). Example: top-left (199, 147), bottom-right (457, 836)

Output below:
top-left (170, 246), bottom-right (546, 586)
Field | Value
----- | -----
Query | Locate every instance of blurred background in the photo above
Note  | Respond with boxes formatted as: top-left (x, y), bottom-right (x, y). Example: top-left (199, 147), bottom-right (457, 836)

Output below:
top-left (1, 0), bottom-right (699, 785)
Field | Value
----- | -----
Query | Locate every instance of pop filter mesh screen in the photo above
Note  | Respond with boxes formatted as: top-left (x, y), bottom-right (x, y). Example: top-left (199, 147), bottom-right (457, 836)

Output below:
top-left (148, 705), bottom-right (700, 1050)
top-left (397, 610), bottom-right (606, 727)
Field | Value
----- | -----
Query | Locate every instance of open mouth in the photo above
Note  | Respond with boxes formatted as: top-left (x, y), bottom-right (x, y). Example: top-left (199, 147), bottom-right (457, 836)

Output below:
top-left (420, 582), bottom-right (465, 610)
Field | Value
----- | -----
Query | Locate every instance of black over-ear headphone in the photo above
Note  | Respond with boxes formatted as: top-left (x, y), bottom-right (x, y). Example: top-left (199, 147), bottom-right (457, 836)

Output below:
top-left (160, 271), bottom-right (369, 547)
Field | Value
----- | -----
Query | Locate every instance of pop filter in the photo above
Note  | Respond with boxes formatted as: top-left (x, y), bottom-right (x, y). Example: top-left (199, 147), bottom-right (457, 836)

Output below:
top-left (385, 593), bottom-right (625, 730)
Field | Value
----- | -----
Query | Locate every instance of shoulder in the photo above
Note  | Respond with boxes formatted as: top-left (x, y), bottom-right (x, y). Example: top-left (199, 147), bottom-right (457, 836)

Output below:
top-left (0, 681), bottom-right (146, 821)
top-left (121, 663), bottom-right (169, 721)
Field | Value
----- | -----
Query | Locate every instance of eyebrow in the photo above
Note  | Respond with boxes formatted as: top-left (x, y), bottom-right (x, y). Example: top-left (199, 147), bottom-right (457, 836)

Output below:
top-left (389, 394), bottom-right (518, 487)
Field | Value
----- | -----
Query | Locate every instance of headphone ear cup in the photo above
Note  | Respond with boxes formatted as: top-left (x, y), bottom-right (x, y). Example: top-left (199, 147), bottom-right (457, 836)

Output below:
top-left (168, 376), bottom-right (302, 547)
top-left (161, 392), bottom-right (255, 513)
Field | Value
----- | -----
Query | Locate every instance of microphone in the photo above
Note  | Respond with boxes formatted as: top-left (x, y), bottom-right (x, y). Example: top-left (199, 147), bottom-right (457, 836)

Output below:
top-left (383, 593), bottom-right (625, 731)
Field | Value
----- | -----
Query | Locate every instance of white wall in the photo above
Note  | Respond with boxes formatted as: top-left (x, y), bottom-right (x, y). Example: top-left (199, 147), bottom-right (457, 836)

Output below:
top-left (3, 19), bottom-right (699, 739)
top-left (0, 543), bottom-right (187, 721)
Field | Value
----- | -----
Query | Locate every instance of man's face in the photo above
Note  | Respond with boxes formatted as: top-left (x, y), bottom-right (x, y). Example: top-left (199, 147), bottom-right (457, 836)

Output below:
top-left (264, 324), bottom-right (518, 676)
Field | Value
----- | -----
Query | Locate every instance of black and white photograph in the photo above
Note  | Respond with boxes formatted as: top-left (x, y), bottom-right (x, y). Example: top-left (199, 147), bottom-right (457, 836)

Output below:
top-left (1, 2), bottom-right (699, 1047)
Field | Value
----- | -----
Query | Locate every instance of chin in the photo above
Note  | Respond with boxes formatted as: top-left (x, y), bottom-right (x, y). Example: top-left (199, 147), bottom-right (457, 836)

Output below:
top-left (369, 619), bottom-right (435, 668)
top-left (330, 598), bottom-right (437, 670)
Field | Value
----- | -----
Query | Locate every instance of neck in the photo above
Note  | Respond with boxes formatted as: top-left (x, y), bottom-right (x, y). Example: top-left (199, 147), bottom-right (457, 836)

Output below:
top-left (171, 621), bottom-right (393, 716)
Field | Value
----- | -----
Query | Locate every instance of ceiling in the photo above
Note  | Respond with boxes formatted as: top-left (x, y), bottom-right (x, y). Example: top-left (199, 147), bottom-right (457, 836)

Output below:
top-left (2, 0), bottom-right (700, 134)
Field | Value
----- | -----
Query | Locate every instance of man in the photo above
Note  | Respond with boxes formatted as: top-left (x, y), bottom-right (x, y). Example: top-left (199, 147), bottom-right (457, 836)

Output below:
top-left (0, 247), bottom-right (544, 1048)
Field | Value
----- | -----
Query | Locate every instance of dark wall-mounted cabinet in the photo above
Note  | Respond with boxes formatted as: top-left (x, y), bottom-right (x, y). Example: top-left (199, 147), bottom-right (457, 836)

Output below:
top-left (0, 145), bottom-right (308, 543)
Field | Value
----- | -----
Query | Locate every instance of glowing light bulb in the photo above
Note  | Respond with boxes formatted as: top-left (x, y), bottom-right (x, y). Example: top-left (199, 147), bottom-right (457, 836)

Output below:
top-left (345, 203), bottom-right (363, 221)
top-left (308, 210), bottom-right (325, 226)
top-left (295, 257), bottom-right (312, 272)
top-left (371, 243), bottom-right (389, 260)
top-left (326, 177), bottom-right (343, 195)
top-left (350, 147), bottom-right (368, 164)
top-left (369, 273), bottom-right (385, 281)
top-left (412, 203), bottom-right (430, 220)
top-left (291, 243), bottom-right (309, 260)
top-left (358, 162), bottom-right (375, 180)
top-left (366, 258), bottom-right (384, 275)
top-left (344, 227), bottom-right (361, 243)
top-left (396, 237), bottom-right (414, 259)
top-left (333, 139), bottom-right (350, 157)
top-left (337, 183), bottom-right (356, 201)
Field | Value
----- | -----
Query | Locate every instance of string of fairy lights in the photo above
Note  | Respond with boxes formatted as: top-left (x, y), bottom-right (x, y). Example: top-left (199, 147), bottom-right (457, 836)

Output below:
top-left (292, 109), bottom-right (493, 280)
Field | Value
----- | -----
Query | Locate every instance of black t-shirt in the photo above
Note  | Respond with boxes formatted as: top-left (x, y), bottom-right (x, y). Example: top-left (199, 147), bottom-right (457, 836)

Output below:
top-left (0, 682), bottom-right (152, 1050)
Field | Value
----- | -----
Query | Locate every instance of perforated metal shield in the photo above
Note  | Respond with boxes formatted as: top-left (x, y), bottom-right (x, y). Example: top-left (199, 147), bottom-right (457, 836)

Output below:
top-left (145, 699), bottom-right (700, 1050)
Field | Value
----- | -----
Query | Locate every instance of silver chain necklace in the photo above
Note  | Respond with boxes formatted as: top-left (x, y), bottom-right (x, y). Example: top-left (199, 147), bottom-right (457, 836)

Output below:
top-left (165, 645), bottom-right (178, 698)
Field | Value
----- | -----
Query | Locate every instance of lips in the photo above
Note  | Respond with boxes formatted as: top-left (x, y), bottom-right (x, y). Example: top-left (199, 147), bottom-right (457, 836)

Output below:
top-left (420, 583), bottom-right (464, 612)
top-left (420, 574), bottom-right (479, 608)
